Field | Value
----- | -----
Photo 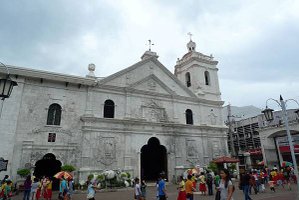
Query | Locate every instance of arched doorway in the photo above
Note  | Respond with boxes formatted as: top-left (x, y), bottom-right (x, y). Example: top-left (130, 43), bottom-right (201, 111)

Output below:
top-left (34, 153), bottom-right (62, 190)
top-left (141, 137), bottom-right (168, 181)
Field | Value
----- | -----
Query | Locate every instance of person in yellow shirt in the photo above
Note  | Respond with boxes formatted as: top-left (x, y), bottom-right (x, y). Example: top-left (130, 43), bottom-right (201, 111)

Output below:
top-left (0, 181), bottom-right (7, 198)
top-left (185, 175), bottom-right (195, 200)
top-left (177, 176), bottom-right (186, 200)
top-left (270, 170), bottom-right (277, 181)
top-left (199, 172), bottom-right (207, 195)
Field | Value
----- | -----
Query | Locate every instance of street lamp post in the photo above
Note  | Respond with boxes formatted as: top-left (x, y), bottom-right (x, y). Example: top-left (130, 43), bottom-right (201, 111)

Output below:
top-left (0, 61), bottom-right (18, 117)
top-left (262, 95), bottom-right (299, 196)
top-left (226, 104), bottom-right (236, 157)
top-left (225, 104), bottom-right (242, 157)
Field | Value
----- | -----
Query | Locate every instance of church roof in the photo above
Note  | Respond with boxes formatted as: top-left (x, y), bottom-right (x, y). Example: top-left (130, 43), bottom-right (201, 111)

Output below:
top-left (99, 55), bottom-right (198, 98)
top-left (0, 64), bottom-right (97, 86)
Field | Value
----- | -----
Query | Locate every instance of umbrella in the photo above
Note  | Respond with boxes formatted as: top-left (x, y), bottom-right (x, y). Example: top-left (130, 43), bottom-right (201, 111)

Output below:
top-left (282, 161), bottom-right (293, 167)
top-left (191, 168), bottom-right (198, 174)
top-left (54, 171), bottom-right (73, 180)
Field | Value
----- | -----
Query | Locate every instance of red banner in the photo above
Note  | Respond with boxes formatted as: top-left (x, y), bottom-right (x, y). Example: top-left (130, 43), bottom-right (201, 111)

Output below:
top-left (248, 148), bottom-right (262, 155)
top-left (279, 145), bottom-right (299, 153)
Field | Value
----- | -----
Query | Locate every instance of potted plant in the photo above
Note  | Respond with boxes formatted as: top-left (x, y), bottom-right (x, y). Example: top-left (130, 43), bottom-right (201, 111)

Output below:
top-left (17, 168), bottom-right (31, 178)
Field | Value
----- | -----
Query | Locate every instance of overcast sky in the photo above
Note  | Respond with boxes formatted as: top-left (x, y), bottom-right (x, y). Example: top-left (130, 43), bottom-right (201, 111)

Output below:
top-left (1, 0), bottom-right (299, 110)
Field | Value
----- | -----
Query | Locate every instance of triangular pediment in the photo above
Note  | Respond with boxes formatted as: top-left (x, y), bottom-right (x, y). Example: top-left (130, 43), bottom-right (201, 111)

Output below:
top-left (128, 74), bottom-right (176, 95)
top-left (98, 56), bottom-right (197, 98)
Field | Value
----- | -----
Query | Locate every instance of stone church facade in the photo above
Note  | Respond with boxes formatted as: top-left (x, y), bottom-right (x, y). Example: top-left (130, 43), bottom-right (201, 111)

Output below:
top-left (0, 40), bottom-right (227, 182)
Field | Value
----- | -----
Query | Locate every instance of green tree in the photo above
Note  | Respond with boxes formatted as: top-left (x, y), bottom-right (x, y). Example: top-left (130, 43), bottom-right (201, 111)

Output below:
top-left (61, 164), bottom-right (76, 172)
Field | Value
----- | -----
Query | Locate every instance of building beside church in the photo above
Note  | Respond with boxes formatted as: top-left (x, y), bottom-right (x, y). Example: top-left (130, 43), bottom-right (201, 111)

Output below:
top-left (0, 39), bottom-right (227, 183)
top-left (226, 106), bottom-right (299, 169)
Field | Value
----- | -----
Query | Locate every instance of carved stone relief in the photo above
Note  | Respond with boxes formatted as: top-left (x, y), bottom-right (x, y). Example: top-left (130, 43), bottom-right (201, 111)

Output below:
top-left (186, 139), bottom-right (198, 158)
top-left (55, 151), bottom-right (68, 165)
top-left (212, 141), bottom-right (220, 158)
top-left (141, 100), bottom-right (168, 122)
top-left (94, 136), bottom-right (117, 166)
top-left (147, 80), bottom-right (156, 91)
top-left (31, 127), bottom-right (72, 136)
top-left (30, 151), bottom-right (47, 164)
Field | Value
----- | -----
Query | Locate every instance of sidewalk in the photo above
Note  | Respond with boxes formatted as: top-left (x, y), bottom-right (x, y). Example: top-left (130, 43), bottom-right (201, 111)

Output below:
top-left (12, 183), bottom-right (297, 200)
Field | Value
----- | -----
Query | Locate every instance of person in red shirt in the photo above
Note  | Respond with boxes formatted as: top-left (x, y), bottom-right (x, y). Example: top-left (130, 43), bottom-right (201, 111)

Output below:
top-left (277, 171), bottom-right (285, 189)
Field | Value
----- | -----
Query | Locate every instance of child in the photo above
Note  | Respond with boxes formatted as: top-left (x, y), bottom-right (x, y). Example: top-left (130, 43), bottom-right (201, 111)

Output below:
top-left (3, 180), bottom-right (13, 200)
top-left (36, 179), bottom-right (42, 200)
top-left (31, 178), bottom-right (39, 200)
top-left (268, 180), bottom-right (275, 192)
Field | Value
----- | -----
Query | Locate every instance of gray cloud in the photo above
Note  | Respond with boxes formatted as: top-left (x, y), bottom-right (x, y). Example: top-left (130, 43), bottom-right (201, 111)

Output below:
top-left (1, 0), bottom-right (299, 108)
top-left (219, 20), bottom-right (299, 82)
top-left (0, 0), bottom-right (122, 74)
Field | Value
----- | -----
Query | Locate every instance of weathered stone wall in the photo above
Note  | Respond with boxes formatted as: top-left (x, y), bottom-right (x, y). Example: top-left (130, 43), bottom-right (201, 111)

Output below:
top-left (0, 52), bottom-right (227, 182)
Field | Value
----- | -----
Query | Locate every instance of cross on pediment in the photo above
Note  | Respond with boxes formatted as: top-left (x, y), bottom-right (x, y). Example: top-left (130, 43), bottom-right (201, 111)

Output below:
top-left (188, 32), bottom-right (193, 41)
top-left (147, 39), bottom-right (154, 51)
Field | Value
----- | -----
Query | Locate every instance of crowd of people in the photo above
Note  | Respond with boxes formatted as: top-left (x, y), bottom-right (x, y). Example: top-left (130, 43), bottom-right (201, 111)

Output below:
top-left (239, 165), bottom-right (296, 200)
top-left (175, 169), bottom-right (234, 200)
top-left (0, 175), bottom-right (13, 200)
top-left (0, 164), bottom-right (296, 200)
top-left (132, 169), bottom-right (235, 200)
top-left (132, 165), bottom-right (296, 200)
top-left (0, 175), bottom-right (75, 200)
top-left (21, 175), bottom-right (53, 200)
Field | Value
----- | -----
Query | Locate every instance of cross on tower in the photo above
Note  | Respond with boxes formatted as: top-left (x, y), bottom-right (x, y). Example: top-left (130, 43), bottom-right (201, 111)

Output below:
top-left (147, 39), bottom-right (154, 51)
top-left (188, 32), bottom-right (193, 41)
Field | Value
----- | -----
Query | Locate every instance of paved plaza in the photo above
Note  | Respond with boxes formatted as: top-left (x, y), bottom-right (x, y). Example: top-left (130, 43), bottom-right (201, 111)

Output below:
top-left (12, 183), bottom-right (298, 200)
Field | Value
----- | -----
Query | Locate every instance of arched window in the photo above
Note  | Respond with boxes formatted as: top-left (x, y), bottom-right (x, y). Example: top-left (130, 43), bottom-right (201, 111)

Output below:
top-left (47, 103), bottom-right (62, 125)
top-left (185, 72), bottom-right (191, 87)
top-left (185, 109), bottom-right (193, 125)
top-left (104, 99), bottom-right (115, 118)
top-left (204, 71), bottom-right (210, 85)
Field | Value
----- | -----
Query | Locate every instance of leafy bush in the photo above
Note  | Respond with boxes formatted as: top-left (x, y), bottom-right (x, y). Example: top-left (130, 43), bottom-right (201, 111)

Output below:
top-left (61, 164), bottom-right (76, 172)
top-left (207, 162), bottom-right (218, 173)
top-left (230, 163), bottom-right (236, 170)
top-left (126, 172), bottom-right (131, 179)
top-left (120, 172), bottom-right (128, 179)
top-left (17, 169), bottom-right (31, 177)
top-left (97, 174), bottom-right (105, 182)
top-left (87, 174), bottom-right (94, 181)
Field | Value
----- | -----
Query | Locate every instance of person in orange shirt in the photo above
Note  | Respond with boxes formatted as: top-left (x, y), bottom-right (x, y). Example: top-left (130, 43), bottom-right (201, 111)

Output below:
top-left (185, 175), bottom-right (195, 200)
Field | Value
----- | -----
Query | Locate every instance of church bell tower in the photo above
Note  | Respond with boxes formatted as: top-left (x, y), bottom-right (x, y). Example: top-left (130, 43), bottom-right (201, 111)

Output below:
top-left (174, 38), bottom-right (222, 101)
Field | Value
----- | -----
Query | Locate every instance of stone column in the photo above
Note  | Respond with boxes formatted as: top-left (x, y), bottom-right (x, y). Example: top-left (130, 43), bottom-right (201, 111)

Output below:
top-left (84, 87), bottom-right (94, 116)
top-left (261, 136), bottom-right (268, 166)
top-left (244, 152), bottom-right (252, 169)
top-left (275, 139), bottom-right (283, 167)
top-left (124, 89), bottom-right (131, 118)
top-left (137, 151), bottom-right (141, 179)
